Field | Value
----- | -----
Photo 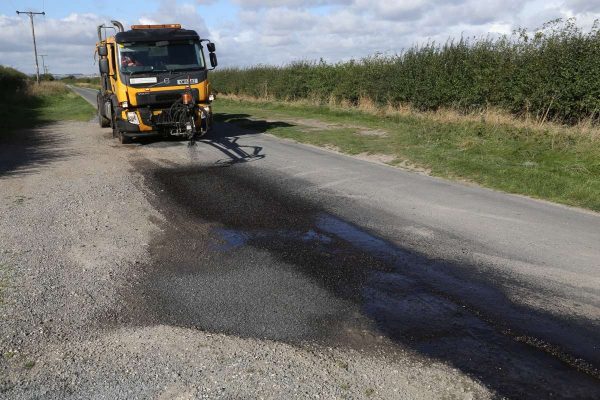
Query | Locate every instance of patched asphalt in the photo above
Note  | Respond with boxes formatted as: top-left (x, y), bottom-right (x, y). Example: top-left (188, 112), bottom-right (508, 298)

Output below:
top-left (105, 160), bottom-right (600, 399)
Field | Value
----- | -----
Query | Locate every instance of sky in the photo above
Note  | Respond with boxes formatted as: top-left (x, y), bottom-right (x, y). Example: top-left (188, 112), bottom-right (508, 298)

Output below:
top-left (1, 0), bottom-right (599, 74)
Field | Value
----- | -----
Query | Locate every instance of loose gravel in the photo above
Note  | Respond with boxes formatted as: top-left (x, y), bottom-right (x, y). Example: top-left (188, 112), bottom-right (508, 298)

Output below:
top-left (0, 121), bottom-right (492, 399)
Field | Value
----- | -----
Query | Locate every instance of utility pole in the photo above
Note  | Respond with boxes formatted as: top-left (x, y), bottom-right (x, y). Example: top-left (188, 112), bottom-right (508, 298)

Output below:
top-left (16, 10), bottom-right (45, 84)
top-left (39, 54), bottom-right (48, 76)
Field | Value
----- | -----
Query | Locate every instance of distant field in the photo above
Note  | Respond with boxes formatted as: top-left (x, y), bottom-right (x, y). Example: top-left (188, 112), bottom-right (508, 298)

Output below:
top-left (60, 76), bottom-right (101, 90)
top-left (0, 66), bottom-right (95, 133)
top-left (212, 19), bottom-right (600, 127)
top-left (215, 96), bottom-right (600, 212)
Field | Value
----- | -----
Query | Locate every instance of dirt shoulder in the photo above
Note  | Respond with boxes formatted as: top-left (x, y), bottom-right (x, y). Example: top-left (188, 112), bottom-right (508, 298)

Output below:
top-left (0, 120), bottom-right (493, 399)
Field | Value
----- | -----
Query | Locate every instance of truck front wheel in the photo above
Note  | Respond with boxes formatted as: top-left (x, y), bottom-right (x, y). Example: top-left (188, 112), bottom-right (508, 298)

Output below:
top-left (98, 112), bottom-right (110, 128)
top-left (97, 95), bottom-right (110, 127)
top-left (119, 131), bottom-right (131, 144)
top-left (111, 110), bottom-right (132, 144)
top-left (111, 112), bottom-right (119, 139)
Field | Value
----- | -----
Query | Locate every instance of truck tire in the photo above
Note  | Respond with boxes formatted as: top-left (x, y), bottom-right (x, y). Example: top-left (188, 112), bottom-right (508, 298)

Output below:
top-left (97, 94), bottom-right (110, 127)
top-left (119, 131), bottom-right (131, 144)
top-left (111, 113), bottom-right (131, 144)
top-left (111, 112), bottom-right (119, 139)
top-left (98, 112), bottom-right (110, 128)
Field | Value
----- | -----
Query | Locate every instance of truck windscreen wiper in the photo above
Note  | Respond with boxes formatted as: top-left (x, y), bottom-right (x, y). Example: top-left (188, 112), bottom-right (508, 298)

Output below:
top-left (127, 69), bottom-right (156, 76)
top-left (171, 66), bottom-right (204, 71)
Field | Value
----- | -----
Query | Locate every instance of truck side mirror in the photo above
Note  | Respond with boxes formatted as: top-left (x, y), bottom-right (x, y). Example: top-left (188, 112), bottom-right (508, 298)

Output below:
top-left (209, 52), bottom-right (218, 68)
top-left (207, 42), bottom-right (216, 52)
top-left (98, 45), bottom-right (108, 57)
top-left (99, 59), bottom-right (109, 75)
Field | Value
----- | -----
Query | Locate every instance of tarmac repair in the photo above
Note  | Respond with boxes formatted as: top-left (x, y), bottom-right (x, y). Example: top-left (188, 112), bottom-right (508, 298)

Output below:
top-left (110, 161), bottom-right (600, 399)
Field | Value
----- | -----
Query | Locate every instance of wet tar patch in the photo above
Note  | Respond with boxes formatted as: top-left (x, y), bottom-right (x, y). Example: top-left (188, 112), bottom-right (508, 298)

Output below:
top-left (107, 161), bottom-right (600, 399)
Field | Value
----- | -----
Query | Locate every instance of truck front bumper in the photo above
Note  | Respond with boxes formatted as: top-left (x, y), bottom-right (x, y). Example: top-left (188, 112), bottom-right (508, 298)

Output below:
top-left (119, 105), bottom-right (212, 135)
top-left (116, 119), bottom-right (143, 133)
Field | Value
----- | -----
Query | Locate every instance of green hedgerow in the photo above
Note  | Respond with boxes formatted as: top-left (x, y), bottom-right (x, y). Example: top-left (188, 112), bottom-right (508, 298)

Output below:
top-left (211, 19), bottom-right (600, 125)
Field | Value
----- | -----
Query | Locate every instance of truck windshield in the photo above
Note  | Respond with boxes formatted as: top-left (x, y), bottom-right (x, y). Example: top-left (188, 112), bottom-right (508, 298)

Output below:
top-left (118, 40), bottom-right (205, 74)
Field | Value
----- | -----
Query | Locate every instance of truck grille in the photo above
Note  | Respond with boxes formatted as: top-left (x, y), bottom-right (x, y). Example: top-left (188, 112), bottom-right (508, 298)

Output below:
top-left (136, 89), bottom-right (199, 107)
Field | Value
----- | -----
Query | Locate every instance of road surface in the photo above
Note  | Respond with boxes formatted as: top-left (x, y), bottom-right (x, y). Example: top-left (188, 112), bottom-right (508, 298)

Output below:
top-left (1, 85), bottom-right (598, 398)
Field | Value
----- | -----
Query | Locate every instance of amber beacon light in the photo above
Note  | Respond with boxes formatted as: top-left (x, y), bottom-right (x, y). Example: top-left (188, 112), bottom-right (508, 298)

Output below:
top-left (182, 92), bottom-right (193, 105)
top-left (131, 24), bottom-right (181, 30)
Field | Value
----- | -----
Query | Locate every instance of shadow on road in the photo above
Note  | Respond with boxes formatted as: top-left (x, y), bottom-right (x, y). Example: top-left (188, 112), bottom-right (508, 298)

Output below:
top-left (213, 113), bottom-right (294, 134)
top-left (133, 113), bottom-right (291, 164)
top-left (199, 135), bottom-right (264, 165)
top-left (0, 124), bottom-right (72, 178)
top-left (197, 112), bottom-right (295, 164)
top-left (195, 113), bottom-right (283, 164)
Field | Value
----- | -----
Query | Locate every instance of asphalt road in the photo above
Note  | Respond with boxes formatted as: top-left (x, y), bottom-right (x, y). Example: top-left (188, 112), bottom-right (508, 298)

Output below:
top-left (70, 86), bottom-right (600, 398)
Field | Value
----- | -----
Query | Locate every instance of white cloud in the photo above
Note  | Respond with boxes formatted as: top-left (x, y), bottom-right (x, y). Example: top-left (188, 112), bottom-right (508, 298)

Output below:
top-left (0, 13), bottom-right (105, 74)
top-left (355, 0), bottom-right (431, 21)
top-left (1, 0), bottom-right (600, 74)
top-left (565, 0), bottom-right (600, 13)
top-left (0, 1), bottom-right (210, 75)
top-left (210, 0), bottom-right (600, 68)
top-left (140, 0), bottom-right (209, 36)
top-left (231, 0), bottom-right (351, 9)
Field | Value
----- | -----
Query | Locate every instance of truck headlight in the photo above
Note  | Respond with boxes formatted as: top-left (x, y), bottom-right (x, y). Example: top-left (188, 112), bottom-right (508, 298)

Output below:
top-left (121, 101), bottom-right (129, 108)
top-left (208, 94), bottom-right (215, 102)
top-left (127, 112), bottom-right (140, 125)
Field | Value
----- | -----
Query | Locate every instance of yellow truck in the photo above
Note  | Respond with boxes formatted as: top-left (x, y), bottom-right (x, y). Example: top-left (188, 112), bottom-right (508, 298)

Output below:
top-left (96, 20), bottom-right (217, 143)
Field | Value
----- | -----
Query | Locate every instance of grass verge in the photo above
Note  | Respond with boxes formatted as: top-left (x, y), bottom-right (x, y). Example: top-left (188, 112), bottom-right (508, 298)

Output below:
top-left (73, 82), bottom-right (101, 90)
top-left (0, 81), bottom-right (95, 133)
top-left (215, 96), bottom-right (600, 212)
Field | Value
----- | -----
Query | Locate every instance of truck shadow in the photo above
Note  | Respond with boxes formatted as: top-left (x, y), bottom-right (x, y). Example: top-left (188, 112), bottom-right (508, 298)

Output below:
top-left (196, 112), bottom-right (294, 164)
top-left (199, 135), bottom-right (264, 165)
top-left (213, 113), bottom-right (294, 135)
top-left (134, 113), bottom-right (290, 164)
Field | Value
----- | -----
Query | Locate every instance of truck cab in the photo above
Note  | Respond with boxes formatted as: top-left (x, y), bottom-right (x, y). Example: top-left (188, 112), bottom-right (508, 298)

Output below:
top-left (96, 21), bottom-right (217, 143)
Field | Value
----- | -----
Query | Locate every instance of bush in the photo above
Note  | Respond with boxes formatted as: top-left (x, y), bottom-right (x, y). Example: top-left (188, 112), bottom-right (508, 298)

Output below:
top-left (60, 76), bottom-right (100, 86)
top-left (211, 19), bottom-right (600, 125)
top-left (27, 81), bottom-right (70, 97)
top-left (0, 65), bottom-right (29, 99)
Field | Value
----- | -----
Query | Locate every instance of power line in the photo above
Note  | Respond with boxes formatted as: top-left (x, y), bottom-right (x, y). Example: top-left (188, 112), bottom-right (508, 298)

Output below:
top-left (16, 10), bottom-right (46, 83)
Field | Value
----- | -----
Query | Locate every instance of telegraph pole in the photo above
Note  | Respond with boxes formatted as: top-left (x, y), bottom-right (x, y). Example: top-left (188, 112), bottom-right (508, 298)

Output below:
top-left (16, 11), bottom-right (46, 84)
top-left (39, 54), bottom-right (48, 76)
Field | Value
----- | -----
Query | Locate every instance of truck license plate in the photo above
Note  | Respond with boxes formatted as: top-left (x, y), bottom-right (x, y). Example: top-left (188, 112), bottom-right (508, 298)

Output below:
top-left (177, 78), bottom-right (199, 84)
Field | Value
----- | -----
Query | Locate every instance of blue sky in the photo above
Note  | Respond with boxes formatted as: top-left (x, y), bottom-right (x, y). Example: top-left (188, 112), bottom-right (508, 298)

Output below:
top-left (0, 0), bottom-right (235, 32)
top-left (1, 0), bottom-right (599, 74)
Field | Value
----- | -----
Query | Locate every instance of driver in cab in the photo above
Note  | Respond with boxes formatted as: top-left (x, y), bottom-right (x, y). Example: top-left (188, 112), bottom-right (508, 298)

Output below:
top-left (121, 53), bottom-right (142, 67)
